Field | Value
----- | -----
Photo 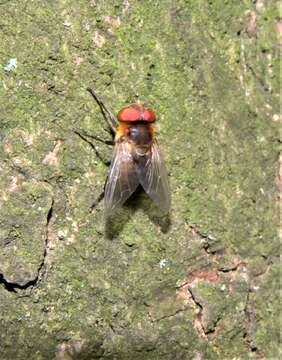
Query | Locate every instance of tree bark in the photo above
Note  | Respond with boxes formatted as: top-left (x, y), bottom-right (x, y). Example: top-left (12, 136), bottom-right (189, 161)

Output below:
top-left (0, 1), bottom-right (280, 359)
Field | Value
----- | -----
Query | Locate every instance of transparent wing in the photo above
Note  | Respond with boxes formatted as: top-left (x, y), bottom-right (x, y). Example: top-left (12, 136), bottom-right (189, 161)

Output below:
top-left (104, 141), bottom-right (139, 215)
top-left (137, 140), bottom-right (171, 214)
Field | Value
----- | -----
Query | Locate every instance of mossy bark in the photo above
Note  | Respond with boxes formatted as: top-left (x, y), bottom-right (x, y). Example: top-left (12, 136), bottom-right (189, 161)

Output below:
top-left (0, 1), bottom-right (280, 359)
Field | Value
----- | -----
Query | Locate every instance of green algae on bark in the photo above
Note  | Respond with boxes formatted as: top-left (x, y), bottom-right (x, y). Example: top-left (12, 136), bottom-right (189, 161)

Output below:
top-left (0, 0), bottom-right (280, 359)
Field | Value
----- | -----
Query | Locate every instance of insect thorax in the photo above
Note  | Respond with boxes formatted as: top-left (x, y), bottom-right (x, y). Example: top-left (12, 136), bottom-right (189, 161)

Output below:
top-left (126, 123), bottom-right (153, 146)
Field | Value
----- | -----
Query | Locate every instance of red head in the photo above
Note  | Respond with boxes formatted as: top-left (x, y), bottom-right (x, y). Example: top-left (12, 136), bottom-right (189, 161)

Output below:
top-left (117, 102), bottom-right (156, 123)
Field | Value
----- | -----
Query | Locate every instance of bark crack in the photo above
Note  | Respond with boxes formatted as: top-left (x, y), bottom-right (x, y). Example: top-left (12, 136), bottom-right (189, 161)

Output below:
top-left (178, 263), bottom-right (249, 341)
top-left (149, 308), bottom-right (188, 323)
top-left (185, 221), bottom-right (220, 256)
top-left (242, 286), bottom-right (263, 357)
top-left (0, 198), bottom-right (54, 293)
top-left (186, 286), bottom-right (208, 340)
top-left (243, 279), bottom-right (266, 357)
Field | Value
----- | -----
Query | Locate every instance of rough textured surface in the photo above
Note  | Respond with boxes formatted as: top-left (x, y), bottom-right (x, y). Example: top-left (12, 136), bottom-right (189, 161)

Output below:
top-left (0, 1), bottom-right (280, 359)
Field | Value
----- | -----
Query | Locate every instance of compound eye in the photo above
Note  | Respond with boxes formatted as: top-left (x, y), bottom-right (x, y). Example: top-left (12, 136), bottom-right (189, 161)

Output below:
top-left (143, 108), bottom-right (156, 122)
top-left (117, 107), bottom-right (141, 122)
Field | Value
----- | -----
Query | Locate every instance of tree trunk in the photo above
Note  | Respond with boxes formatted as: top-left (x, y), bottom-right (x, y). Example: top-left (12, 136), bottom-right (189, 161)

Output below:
top-left (0, 1), bottom-right (280, 359)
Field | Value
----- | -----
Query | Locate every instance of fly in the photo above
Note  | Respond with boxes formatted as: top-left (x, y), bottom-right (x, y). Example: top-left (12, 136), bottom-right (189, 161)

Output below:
top-left (82, 89), bottom-right (171, 217)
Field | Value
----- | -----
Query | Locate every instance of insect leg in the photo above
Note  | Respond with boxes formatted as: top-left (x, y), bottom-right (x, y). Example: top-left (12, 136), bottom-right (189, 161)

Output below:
top-left (89, 191), bottom-right (105, 213)
top-left (72, 128), bottom-right (114, 146)
top-left (87, 88), bottom-right (118, 133)
top-left (73, 129), bottom-right (110, 166)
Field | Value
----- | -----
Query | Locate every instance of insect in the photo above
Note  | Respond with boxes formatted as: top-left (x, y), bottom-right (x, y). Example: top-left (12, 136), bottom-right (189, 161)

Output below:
top-left (81, 89), bottom-right (171, 217)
